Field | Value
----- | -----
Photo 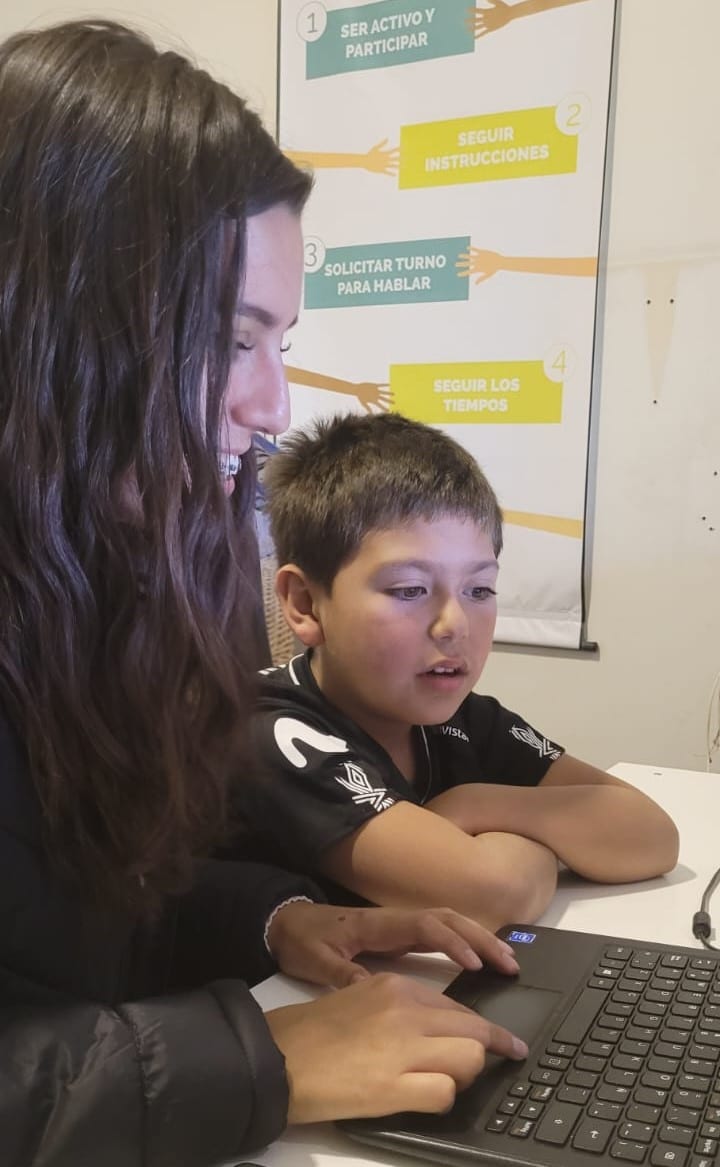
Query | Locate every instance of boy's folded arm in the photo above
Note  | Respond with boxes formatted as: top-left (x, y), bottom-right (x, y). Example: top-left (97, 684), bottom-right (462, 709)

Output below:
top-left (427, 755), bottom-right (679, 883)
top-left (318, 801), bottom-right (558, 932)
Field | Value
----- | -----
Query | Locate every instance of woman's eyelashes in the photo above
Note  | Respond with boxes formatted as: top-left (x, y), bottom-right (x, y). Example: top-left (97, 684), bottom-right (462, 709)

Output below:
top-left (232, 330), bottom-right (292, 355)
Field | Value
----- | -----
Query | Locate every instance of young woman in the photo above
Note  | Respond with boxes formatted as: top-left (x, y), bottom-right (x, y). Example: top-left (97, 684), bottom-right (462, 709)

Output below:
top-left (0, 19), bottom-right (525, 1167)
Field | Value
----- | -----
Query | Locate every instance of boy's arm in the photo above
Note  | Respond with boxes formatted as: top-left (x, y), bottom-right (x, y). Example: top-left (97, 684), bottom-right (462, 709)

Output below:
top-left (318, 802), bottom-right (558, 932)
top-left (426, 755), bottom-right (679, 883)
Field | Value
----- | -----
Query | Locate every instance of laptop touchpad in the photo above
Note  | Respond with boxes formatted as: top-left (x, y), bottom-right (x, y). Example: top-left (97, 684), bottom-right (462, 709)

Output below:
top-left (469, 983), bottom-right (562, 1048)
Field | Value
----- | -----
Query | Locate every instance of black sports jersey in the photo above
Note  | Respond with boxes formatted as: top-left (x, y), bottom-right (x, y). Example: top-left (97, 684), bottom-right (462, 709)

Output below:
top-left (239, 652), bottom-right (564, 876)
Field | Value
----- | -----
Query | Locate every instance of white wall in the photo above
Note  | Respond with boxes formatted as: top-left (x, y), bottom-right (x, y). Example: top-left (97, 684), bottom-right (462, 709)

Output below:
top-left (2, 1), bottom-right (718, 772)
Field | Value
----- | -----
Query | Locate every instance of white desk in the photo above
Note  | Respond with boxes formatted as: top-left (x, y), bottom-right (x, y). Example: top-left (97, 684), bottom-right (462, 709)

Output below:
top-left (250, 764), bottom-right (718, 1167)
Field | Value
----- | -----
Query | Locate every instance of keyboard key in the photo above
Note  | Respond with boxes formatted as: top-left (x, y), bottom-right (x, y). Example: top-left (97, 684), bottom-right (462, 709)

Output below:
top-left (534, 1102), bottom-right (582, 1145)
top-left (610, 1139), bottom-right (647, 1161)
top-left (578, 1055), bottom-right (607, 1073)
top-left (586, 1039), bottom-right (614, 1057)
top-left (622, 1039), bottom-right (651, 1057)
top-left (573, 1117), bottom-right (614, 1153)
top-left (595, 966), bottom-right (622, 980)
top-left (690, 958), bottom-right (716, 971)
top-left (632, 953), bottom-right (659, 970)
top-left (590, 1101), bottom-right (623, 1121)
top-left (530, 1085), bottom-right (553, 1101)
top-left (530, 1068), bottom-right (561, 1086)
top-left (665, 1016), bottom-right (695, 1032)
top-left (485, 1115), bottom-right (509, 1132)
top-left (615, 990), bottom-right (642, 1005)
top-left (672, 1091), bottom-right (705, 1110)
top-left (655, 1042), bottom-right (686, 1059)
top-left (599, 1083), bottom-right (631, 1103)
top-left (662, 955), bottom-right (688, 970)
top-left (635, 1087), bottom-right (668, 1106)
top-left (647, 989), bottom-right (674, 1005)
top-left (555, 987), bottom-right (609, 1045)
top-left (558, 1085), bottom-right (591, 1104)
top-left (667, 1107), bottom-right (701, 1127)
top-left (643, 1071), bottom-right (675, 1090)
top-left (627, 1104), bottom-right (661, 1123)
top-left (700, 1123), bottom-right (720, 1139)
top-left (649, 1056), bottom-right (681, 1075)
top-left (650, 1149), bottom-right (688, 1166)
top-left (659, 1029), bottom-right (690, 1047)
top-left (498, 1097), bottom-right (521, 1114)
top-left (679, 991), bottom-right (705, 1006)
top-left (539, 1054), bottom-right (569, 1070)
top-left (519, 1100), bottom-right (544, 1119)
top-left (614, 1053), bottom-right (644, 1071)
top-left (546, 1041), bottom-right (577, 1057)
top-left (608, 1068), bottom-right (640, 1088)
top-left (683, 1059), bottom-right (714, 1076)
top-left (620, 1122), bottom-right (653, 1143)
top-left (567, 1069), bottom-right (599, 1088)
top-left (659, 1126), bottom-right (694, 1147)
top-left (508, 1118), bottom-right (533, 1138)
top-left (605, 946), bottom-right (632, 960)
top-left (627, 1025), bottom-right (658, 1043)
top-left (590, 977), bottom-right (618, 991)
top-left (678, 1075), bottom-right (710, 1093)
top-left (673, 1004), bottom-right (701, 1019)
top-left (509, 1081), bottom-right (530, 1096)
top-left (696, 1140), bottom-right (718, 1159)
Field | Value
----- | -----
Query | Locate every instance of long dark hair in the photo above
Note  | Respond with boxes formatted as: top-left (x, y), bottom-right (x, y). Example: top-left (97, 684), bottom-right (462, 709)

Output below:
top-left (0, 20), bottom-right (311, 913)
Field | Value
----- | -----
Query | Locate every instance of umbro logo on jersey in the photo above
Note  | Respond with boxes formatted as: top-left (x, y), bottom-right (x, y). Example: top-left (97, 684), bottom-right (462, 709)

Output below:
top-left (334, 763), bottom-right (395, 813)
top-left (273, 717), bottom-right (348, 769)
top-left (510, 724), bottom-right (561, 760)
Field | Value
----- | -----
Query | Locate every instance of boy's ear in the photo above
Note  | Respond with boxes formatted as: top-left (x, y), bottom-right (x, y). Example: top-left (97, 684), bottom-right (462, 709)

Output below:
top-left (274, 564), bottom-right (326, 647)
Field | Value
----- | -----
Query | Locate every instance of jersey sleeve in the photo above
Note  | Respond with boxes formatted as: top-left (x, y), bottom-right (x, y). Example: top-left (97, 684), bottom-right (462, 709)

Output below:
top-left (243, 707), bottom-right (410, 870)
top-left (455, 695), bottom-right (565, 787)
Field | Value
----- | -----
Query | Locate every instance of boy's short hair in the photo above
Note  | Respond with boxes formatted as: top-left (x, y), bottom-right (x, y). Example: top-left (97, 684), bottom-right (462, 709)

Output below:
top-left (265, 412), bottom-right (503, 591)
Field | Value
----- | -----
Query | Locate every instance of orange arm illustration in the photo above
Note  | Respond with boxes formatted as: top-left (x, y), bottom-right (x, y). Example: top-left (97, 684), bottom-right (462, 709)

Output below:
top-left (285, 138), bottom-right (399, 177)
top-left (457, 247), bottom-right (597, 284)
top-left (467, 0), bottom-right (589, 38)
top-left (285, 366), bottom-right (392, 413)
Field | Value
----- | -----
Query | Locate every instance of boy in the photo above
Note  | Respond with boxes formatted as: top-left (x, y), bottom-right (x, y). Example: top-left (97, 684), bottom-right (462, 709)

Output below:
top-left (241, 413), bottom-right (678, 930)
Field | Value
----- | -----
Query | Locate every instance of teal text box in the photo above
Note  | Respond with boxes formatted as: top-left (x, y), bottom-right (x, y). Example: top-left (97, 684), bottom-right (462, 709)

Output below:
top-left (306, 0), bottom-right (474, 79)
top-left (305, 236), bottom-right (471, 310)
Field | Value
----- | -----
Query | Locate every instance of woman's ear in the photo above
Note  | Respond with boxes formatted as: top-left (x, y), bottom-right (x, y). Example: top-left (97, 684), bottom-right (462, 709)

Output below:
top-left (274, 564), bottom-right (326, 647)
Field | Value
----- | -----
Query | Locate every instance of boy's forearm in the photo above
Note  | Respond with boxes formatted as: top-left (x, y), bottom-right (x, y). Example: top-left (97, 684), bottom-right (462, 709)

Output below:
top-left (469, 833), bottom-right (558, 930)
top-left (428, 784), bottom-right (678, 882)
top-left (319, 802), bottom-right (558, 932)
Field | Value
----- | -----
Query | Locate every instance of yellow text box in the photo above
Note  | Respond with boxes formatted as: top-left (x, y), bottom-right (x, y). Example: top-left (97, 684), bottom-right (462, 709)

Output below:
top-left (391, 361), bottom-right (563, 424)
top-left (400, 107), bottom-right (578, 189)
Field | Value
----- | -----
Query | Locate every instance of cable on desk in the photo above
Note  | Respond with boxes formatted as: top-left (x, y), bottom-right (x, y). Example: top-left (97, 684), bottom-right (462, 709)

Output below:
top-left (692, 865), bottom-right (720, 950)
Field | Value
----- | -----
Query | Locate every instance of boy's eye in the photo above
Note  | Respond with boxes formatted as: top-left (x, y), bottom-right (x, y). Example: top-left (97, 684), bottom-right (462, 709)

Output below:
top-left (388, 585), bottom-right (426, 600)
top-left (469, 586), bottom-right (497, 601)
top-left (280, 340), bottom-right (292, 354)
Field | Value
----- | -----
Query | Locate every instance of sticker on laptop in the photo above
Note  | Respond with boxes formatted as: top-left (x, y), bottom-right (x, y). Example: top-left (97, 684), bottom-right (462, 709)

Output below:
top-left (507, 930), bottom-right (537, 944)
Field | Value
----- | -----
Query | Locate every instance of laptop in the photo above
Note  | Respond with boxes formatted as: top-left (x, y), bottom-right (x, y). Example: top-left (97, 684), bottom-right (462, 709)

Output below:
top-left (339, 924), bottom-right (720, 1166)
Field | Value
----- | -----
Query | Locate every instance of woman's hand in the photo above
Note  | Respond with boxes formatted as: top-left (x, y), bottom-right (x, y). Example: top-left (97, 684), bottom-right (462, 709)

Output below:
top-left (266, 901), bottom-right (520, 988)
top-left (265, 972), bottom-right (527, 1123)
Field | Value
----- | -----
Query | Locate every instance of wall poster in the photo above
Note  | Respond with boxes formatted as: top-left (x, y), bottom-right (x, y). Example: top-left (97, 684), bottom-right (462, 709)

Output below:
top-left (277, 0), bottom-right (617, 648)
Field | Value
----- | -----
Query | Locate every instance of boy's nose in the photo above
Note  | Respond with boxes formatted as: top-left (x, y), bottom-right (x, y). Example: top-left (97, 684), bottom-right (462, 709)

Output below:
top-left (430, 596), bottom-right (468, 642)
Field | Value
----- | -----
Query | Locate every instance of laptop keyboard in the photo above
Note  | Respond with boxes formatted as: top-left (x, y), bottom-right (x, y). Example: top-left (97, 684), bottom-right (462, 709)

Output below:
top-left (485, 944), bottom-right (720, 1165)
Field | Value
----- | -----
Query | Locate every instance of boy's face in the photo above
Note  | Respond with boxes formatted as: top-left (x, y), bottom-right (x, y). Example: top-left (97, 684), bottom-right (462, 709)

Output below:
top-left (310, 515), bottom-right (498, 748)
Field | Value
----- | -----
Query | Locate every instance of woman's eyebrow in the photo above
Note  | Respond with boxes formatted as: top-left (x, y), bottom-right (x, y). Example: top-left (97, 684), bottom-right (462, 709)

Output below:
top-left (234, 303), bottom-right (298, 329)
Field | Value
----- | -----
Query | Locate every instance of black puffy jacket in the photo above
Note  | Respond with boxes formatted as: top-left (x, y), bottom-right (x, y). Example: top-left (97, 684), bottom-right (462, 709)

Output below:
top-left (0, 714), bottom-right (321, 1166)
